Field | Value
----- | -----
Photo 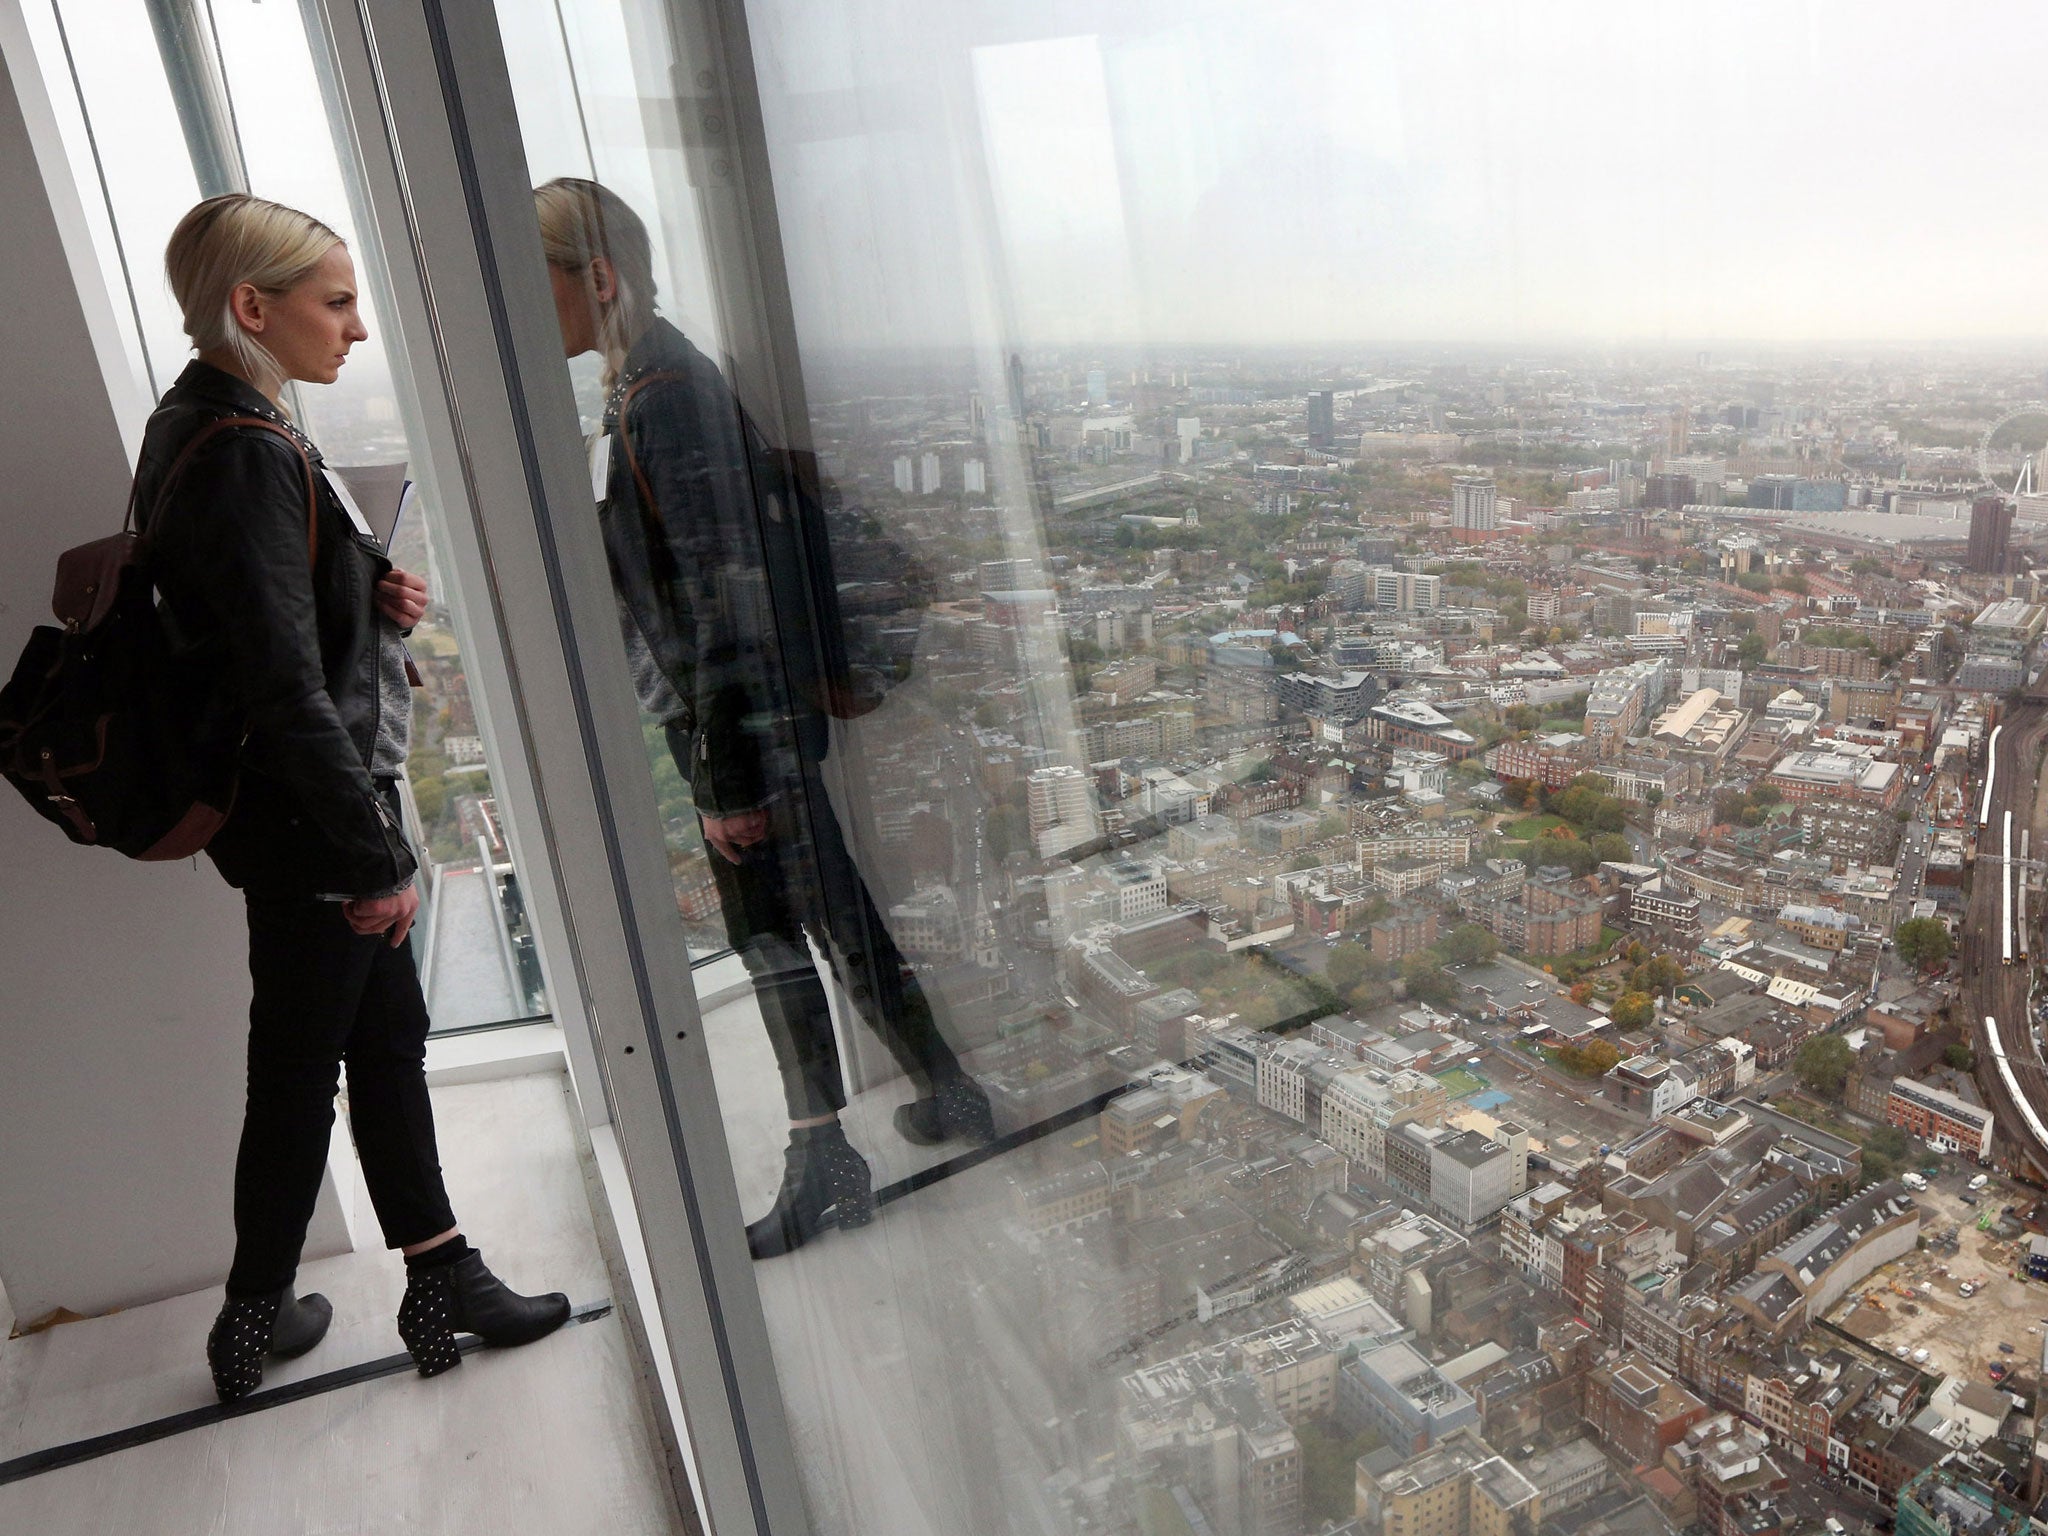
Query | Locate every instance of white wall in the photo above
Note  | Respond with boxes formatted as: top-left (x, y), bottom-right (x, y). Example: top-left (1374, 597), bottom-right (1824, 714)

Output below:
top-left (0, 15), bottom-right (352, 1325)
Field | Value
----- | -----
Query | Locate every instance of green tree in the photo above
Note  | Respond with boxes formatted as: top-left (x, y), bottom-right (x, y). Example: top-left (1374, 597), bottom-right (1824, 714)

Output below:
top-left (1440, 924), bottom-right (1500, 967)
top-left (1326, 941), bottom-right (1375, 995)
top-left (1555, 1038), bottom-right (1622, 1076)
top-left (1895, 917), bottom-right (1952, 972)
top-left (1943, 1042), bottom-right (1976, 1072)
top-left (1400, 953), bottom-right (1454, 1007)
top-left (411, 775), bottom-right (447, 827)
top-left (1590, 833), bottom-right (1635, 866)
top-left (1795, 1034), bottom-right (1854, 1099)
top-left (1862, 1124), bottom-right (1910, 1183)
top-left (1736, 633), bottom-right (1767, 668)
top-left (1609, 992), bottom-right (1654, 1029)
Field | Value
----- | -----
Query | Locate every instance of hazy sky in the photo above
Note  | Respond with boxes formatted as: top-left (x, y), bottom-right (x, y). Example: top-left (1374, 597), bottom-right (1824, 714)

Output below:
top-left (747, 0), bottom-right (2048, 350)
top-left (30, 0), bottom-right (2048, 382)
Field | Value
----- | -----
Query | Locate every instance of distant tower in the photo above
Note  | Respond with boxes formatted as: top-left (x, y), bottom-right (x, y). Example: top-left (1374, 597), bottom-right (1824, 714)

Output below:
top-left (1668, 399), bottom-right (1691, 457)
top-left (1969, 494), bottom-right (2014, 575)
top-left (1086, 368), bottom-right (1108, 407)
top-left (1307, 391), bottom-right (1335, 450)
top-left (968, 390), bottom-right (986, 435)
top-left (969, 890), bottom-right (1001, 970)
top-left (1452, 475), bottom-right (1498, 533)
top-left (1006, 353), bottom-right (1027, 418)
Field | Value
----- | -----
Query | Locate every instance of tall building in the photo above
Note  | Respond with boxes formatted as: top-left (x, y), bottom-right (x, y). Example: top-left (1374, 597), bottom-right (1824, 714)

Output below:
top-left (1027, 765), bottom-right (1096, 856)
top-left (1085, 368), bottom-right (1107, 406)
top-left (1306, 390), bottom-right (1335, 449)
top-left (1370, 568), bottom-right (1442, 612)
top-left (1451, 475), bottom-right (1497, 532)
top-left (1968, 494), bottom-right (2014, 574)
top-left (1006, 351), bottom-right (1027, 416)
top-left (979, 557), bottom-right (1041, 590)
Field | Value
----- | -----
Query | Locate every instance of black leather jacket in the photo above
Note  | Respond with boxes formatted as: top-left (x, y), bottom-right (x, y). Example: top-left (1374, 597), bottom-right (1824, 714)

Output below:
top-left (135, 361), bottom-right (415, 898)
top-left (602, 320), bottom-right (843, 816)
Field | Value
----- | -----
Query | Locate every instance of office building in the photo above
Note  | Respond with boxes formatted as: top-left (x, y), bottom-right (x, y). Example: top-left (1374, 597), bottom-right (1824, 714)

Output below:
top-left (1306, 390), bottom-right (1335, 449)
top-left (1968, 494), bottom-right (2014, 574)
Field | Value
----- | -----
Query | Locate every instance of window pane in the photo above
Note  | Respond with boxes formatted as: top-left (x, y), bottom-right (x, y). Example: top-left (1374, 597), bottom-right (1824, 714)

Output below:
top-left (491, 1), bottom-right (2048, 1531)
top-left (21, 0), bottom-right (548, 1029)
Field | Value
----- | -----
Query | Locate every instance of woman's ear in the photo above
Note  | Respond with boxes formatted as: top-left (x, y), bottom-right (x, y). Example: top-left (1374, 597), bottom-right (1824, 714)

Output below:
top-left (228, 280), bottom-right (267, 335)
top-left (588, 255), bottom-right (618, 306)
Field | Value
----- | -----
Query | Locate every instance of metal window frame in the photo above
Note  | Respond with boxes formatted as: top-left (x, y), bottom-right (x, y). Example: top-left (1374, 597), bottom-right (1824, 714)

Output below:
top-left (307, 1), bottom-right (815, 1531)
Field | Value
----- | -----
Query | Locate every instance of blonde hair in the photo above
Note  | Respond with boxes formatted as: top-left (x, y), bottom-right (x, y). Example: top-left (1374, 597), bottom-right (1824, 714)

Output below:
top-left (533, 178), bottom-right (657, 385)
top-left (165, 194), bottom-right (342, 397)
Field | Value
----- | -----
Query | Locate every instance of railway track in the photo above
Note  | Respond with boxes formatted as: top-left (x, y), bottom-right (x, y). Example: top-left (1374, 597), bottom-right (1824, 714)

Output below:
top-left (1968, 700), bottom-right (2048, 1181)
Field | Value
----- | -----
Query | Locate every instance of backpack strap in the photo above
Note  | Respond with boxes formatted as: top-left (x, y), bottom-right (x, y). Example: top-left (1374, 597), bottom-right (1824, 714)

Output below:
top-left (615, 372), bottom-right (685, 572)
top-left (132, 416), bottom-right (319, 568)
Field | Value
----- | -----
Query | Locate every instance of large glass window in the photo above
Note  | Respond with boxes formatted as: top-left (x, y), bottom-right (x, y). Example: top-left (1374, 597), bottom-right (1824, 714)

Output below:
top-left (21, 0), bottom-right (548, 1028)
top-left (349, 0), bottom-right (2048, 1531)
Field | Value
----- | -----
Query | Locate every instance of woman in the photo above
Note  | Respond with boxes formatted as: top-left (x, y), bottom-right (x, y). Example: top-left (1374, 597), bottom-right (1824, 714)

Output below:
top-left (141, 194), bottom-right (569, 1400)
top-left (533, 179), bottom-right (994, 1260)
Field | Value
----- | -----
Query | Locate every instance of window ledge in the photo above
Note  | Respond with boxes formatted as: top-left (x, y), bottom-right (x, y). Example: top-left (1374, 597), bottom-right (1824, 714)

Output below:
top-left (424, 1022), bottom-right (565, 1087)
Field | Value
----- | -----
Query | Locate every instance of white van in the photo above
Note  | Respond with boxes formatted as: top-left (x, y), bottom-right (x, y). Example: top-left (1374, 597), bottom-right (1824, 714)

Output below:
top-left (1969, 1173), bottom-right (1990, 1191)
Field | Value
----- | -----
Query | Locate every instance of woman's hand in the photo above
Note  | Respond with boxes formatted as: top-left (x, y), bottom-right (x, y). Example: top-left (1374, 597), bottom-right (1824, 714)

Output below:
top-left (701, 809), bottom-right (770, 864)
top-left (376, 568), bottom-right (428, 629)
top-left (344, 885), bottom-right (420, 947)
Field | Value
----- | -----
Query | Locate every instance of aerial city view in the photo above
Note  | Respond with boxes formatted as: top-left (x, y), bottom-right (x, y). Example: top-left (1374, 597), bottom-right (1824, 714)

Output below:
top-left (724, 348), bottom-right (2048, 1536)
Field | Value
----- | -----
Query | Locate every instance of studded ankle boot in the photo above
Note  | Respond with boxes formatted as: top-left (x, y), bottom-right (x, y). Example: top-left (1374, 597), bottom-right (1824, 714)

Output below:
top-left (205, 1286), bottom-right (332, 1402)
top-left (396, 1252), bottom-right (571, 1377)
top-left (745, 1122), bottom-right (875, 1260)
top-left (893, 1074), bottom-right (997, 1148)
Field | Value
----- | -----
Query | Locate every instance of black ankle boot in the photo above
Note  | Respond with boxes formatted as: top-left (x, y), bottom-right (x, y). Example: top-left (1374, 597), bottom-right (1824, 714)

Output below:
top-left (745, 1123), bottom-right (874, 1260)
top-left (205, 1286), bottom-right (331, 1402)
top-left (396, 1253), bottom-right (571, 1377)
top-left (270, 1290), bottom-right (334, 1360)
top-left (894, 1074), bottom-right (996, 1147)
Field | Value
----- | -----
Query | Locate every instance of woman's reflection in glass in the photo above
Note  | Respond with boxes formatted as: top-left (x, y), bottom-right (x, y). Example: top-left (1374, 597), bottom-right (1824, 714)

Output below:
top-left (534, 179), bottom-right (993, 1258)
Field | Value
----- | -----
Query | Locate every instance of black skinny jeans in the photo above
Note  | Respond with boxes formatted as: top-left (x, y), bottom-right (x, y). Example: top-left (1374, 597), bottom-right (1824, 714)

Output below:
top-left (674, 725), bottom-right (962, 1120)
top-left (225, 800), bottom-right (455, 1296)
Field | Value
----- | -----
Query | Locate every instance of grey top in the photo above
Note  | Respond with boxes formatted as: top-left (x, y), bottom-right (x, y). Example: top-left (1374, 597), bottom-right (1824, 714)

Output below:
top-left (369, 619), bottom-right (413, 778)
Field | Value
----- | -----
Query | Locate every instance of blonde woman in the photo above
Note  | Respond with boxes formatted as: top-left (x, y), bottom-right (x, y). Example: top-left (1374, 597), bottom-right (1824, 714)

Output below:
top-left (143, 194), bottom-right (567, 1400)
top-left (535, 179), bottom-right (993, 1260)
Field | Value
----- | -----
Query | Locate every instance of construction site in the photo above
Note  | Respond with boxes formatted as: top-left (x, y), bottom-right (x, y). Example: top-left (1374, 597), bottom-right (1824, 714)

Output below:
top-left (1827, 1172), bottom-right (2048, 1398)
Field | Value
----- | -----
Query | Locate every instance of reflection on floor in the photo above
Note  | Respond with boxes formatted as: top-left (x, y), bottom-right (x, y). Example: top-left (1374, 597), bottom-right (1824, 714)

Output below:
top-left (707, 986), bottom-right (1088, 1536)
top-left (0, 1073), bottom-right (683, 1535)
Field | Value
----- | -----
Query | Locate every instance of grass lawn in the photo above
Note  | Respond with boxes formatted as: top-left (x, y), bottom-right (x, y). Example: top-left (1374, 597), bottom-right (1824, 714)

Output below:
top-left (1432, 1066), bottom-right (1486, 1098)
top-left (1505, 813), bottom-right (1568, 840)
top-left (1539, 719), bottom-right (1583, 734)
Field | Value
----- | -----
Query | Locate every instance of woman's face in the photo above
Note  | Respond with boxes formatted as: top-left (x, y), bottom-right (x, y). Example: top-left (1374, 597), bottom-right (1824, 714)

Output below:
top-left (234, 243), bottom-right (368, 387)
top-left (547, 257), bottom-right (613, 359)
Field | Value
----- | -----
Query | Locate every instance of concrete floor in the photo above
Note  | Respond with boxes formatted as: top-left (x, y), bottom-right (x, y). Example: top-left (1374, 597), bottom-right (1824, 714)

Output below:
top-left (0, 1073), bottom-right (686, 1536)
